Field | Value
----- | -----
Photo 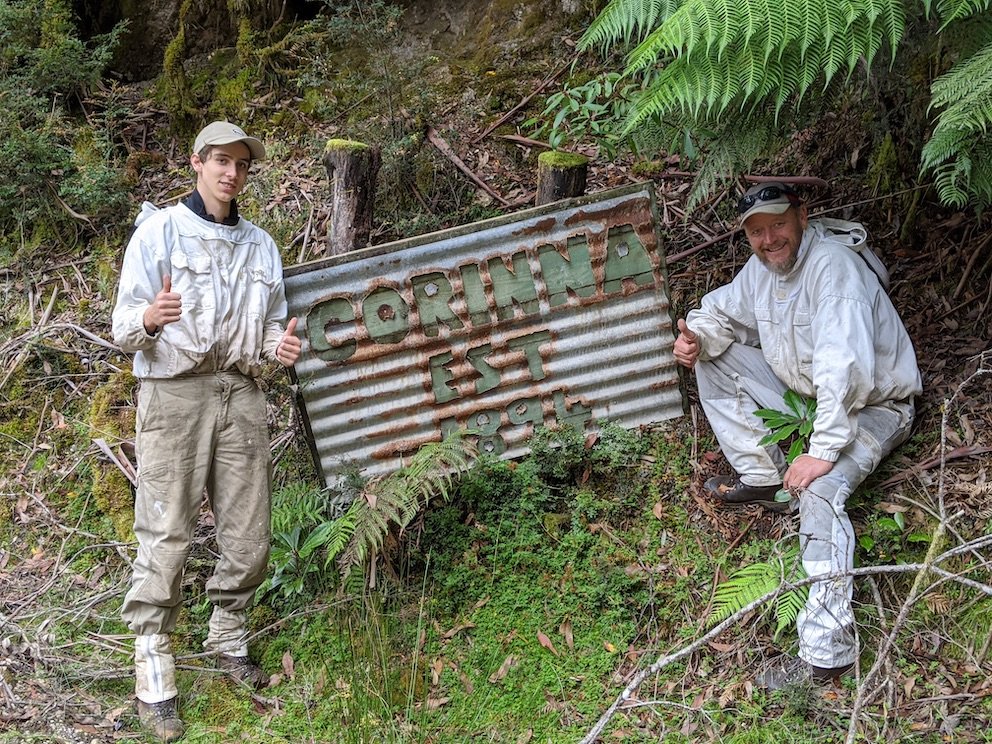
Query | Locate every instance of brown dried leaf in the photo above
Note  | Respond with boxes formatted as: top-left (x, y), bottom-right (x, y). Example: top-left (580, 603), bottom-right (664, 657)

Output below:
top-left (441, 621), bottom-right (475, 640)
top-left (537, 630), bottom-right (559, 656)
top-left (422, 696), bottom-right (450, 710)
top-left (652, 501), bottom-right (665, 520)
top-left (431, 657), bottom-right (444, 685)
top-left (488, 655), bottom-right (516, 683)
top-left (925, 593), bottom-right (951, 614)
top-left (281, 650), bottom-right (295, 679)
top-left (559, 618), bottom-right (574, 650)
top-left (516, 730), bottom-right (534, 743)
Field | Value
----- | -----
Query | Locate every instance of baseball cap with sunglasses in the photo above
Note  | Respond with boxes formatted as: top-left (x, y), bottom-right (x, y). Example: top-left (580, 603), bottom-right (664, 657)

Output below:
top-left (737, 182), bottom-right (801, 222)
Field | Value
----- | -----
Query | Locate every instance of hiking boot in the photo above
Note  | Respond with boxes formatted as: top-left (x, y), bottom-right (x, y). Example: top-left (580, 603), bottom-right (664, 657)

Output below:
top-left (704, 475), bottom-right (793, 512)
top-left (137, 697), bottom-right (184, 742)
top-left (217, 653), bottom-right (268, 689)
top-left (754, 655), bottom-right (853, 690)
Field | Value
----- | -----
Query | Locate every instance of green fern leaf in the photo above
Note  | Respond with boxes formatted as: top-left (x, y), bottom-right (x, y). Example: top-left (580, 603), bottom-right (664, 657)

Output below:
top-left (936, 0), bottom-right (991, 27)
top-left (710, 545), bottom-right (808, 627)
top-left (579, 0), bottom-right (683, 51)
top-left (334, 431), bottom-right (477, 583)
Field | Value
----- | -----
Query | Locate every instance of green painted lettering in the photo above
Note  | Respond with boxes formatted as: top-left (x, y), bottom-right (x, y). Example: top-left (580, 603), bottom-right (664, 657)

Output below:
top-left (307, 296), bottom-right (356, 362)
top-left (428, 351), bottom-right (458, 403)
top-left (603, 227), bottom-right (654, 294)
top-left (458, 263), bottom-right (491, 327)
top-left (507, 397), bottom-right (544, 428)
top-left (554, 391), bottom-right (593, 428)
top-left (507, 330), bottom-right (551, 381)
top-left (538, 238), bottom-right (595, 307)
top-left (489, 251), bottom-right (539, 321)
top-left (362, 287), bottom-right (409, 344)
top-left (411, 272), bottom-right (463, 337)
top-left (466, 344), bottom-right (500, 394)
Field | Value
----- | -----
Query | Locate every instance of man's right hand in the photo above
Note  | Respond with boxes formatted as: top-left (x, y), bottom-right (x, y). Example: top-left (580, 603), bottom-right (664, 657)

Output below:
top-left (673, 318), bottom-right (700, 368)
top-left (143, 274), bottom-right (182, 335)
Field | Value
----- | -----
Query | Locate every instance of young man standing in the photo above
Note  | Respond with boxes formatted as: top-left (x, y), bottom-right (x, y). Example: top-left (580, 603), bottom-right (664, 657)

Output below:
top-left (112, 121), bottom-right (302, 741)
top-left (672, 181), bottom-right (921, 687)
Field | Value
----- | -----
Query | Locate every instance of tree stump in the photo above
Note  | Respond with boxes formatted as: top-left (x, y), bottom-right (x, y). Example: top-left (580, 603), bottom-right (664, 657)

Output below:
top-left (535, 150), bottom-right (589, 205)
top-left (323, 139), bottom-right (382, 256)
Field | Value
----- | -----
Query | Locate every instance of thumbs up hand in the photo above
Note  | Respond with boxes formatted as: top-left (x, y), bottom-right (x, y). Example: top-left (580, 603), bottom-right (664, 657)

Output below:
top-left (143, 274), bottom-right (182, 335)
top-left (276, 316), bottom-right (302, 367)
top-left (673, 318), bottom-right (700, 369)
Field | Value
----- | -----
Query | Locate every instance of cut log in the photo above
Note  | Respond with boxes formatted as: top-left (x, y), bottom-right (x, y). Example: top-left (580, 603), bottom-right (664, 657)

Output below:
top-left (323, 139), bottom-right (382, 255)
top-left (535, 151), bottom-right (589, 205)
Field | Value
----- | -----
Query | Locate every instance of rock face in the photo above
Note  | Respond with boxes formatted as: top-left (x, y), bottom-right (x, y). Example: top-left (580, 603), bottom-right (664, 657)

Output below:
top-left (74, 0), bottom-right (304, 81)
top-left (75, 0), bottom-right (588, 82)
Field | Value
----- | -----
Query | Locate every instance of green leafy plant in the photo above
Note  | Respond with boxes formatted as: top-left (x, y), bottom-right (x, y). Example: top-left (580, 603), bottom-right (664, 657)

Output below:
top-left (571, 0), bottom-right (992, 210)
top-left (710, 544), bottom-right (808, 640)
top-left (858, 508), bottom-right (932, 564)
top-left (0, 0), bottom-right (129, 261)
top-left (755, 390), bottom-right (816, 464)
top-left (525, 72), bottom-right (639, 157)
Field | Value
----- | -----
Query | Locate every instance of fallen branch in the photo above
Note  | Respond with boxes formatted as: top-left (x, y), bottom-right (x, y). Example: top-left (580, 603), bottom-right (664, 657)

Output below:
top-left (878, 444), bottom-right (992, 488)
top-left (426, 126), bottom-right (510, 207)
top-left (471, 59), bottom-right (573, 145)
top-left (578, 543), bottom-right (992, 744)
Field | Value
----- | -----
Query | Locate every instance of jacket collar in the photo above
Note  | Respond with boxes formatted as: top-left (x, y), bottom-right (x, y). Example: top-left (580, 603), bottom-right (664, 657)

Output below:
top-left (183, 189), bottom-right (240, 226)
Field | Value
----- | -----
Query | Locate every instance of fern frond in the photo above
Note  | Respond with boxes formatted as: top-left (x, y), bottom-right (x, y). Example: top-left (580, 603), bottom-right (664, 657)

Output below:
top-left (579, 0), bottom-right (683, 52)
top-left (686, 111), bottom-right (783, 210)
top-left (710, 545), bottom-right (808, 630)
top-left (936, 0), bottom-right (991, 28)
top-left (334, 431), bottom-right (477, 582)
top-left (929, 42), bottom-right (992, 118)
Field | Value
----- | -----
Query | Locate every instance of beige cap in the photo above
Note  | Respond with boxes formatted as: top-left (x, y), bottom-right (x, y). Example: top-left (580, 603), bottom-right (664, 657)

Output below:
top-left (737, 181), bottom-right (801, 223)
top-left (192, 121), bottom-right (266, 161)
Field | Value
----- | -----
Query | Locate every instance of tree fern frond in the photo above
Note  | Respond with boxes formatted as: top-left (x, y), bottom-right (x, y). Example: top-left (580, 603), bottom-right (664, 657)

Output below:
top-left (579, 0), bottom-right (683, 52)
top-left (626, 9), bottom-right (698, 70)
top-left (774, 585), bottom-right (808, 639)
top-left (846, 19), bottom-right (886, 75)
top-left (929, 42), bottom-right (992, 114)
top-left (920, 126), bottom-right (969, 170)
top-left (932, 158), bottom-right (972, 208)
top-left (936, 0), bottom-right (991, 28)
top-left (875, 0), bottom-right (906, 55)
top-left (686, 111), bottom-right (782, 209)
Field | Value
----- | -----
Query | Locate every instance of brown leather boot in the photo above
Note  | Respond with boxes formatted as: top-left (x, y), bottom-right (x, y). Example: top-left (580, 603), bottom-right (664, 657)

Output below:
top-left (217, 653), bottom-right (268, 689)
top-left (137, 697), bottom-right (184, 742)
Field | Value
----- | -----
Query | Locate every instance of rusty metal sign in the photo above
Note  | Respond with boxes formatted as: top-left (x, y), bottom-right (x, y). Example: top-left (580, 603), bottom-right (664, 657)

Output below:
top-left (284, 182), bottom-right (684, 486)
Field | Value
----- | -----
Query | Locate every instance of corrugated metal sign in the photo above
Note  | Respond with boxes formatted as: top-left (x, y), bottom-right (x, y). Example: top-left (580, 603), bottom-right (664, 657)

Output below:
top-left (284, 182), bottom-right (684, 486)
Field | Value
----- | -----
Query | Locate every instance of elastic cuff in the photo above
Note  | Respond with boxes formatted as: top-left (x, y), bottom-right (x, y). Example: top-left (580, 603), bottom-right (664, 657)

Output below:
top-left (806, 446), bottom-right (840, 462)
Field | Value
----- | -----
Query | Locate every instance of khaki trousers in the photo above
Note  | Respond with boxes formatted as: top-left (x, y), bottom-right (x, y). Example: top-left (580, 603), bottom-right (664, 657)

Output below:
top-left (122, 371), bottom-right (272, 643)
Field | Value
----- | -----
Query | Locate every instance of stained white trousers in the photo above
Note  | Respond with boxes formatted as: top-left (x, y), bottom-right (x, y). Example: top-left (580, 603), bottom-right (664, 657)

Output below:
top-left (695, 343), bottom-right (915, 667)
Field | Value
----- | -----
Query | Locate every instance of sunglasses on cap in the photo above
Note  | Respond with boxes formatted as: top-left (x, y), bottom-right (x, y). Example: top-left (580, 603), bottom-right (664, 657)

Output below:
top-left (736, 185), bottom-right (800, 215)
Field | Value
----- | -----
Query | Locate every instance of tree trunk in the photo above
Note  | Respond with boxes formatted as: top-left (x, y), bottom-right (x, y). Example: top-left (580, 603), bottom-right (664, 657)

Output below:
top-left (323, 140), bottom-right (382, 256)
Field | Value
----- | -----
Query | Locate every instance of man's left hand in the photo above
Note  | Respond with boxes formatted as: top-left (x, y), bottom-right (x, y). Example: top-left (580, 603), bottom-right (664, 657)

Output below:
top-left (783, 454), bottom-right (834, 491)
top-left (276, 317), bottom-right (302, 367)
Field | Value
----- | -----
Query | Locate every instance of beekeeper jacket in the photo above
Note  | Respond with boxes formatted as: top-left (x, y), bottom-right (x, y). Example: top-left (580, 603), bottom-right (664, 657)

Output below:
top-left (112, 199), bottom-right (287, 378)
top-left (685, 219), bottom-right (922, 463)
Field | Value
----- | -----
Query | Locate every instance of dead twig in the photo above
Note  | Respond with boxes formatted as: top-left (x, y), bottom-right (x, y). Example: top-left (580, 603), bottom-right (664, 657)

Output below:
top-left (426, 126), bottom-right (510, 207)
